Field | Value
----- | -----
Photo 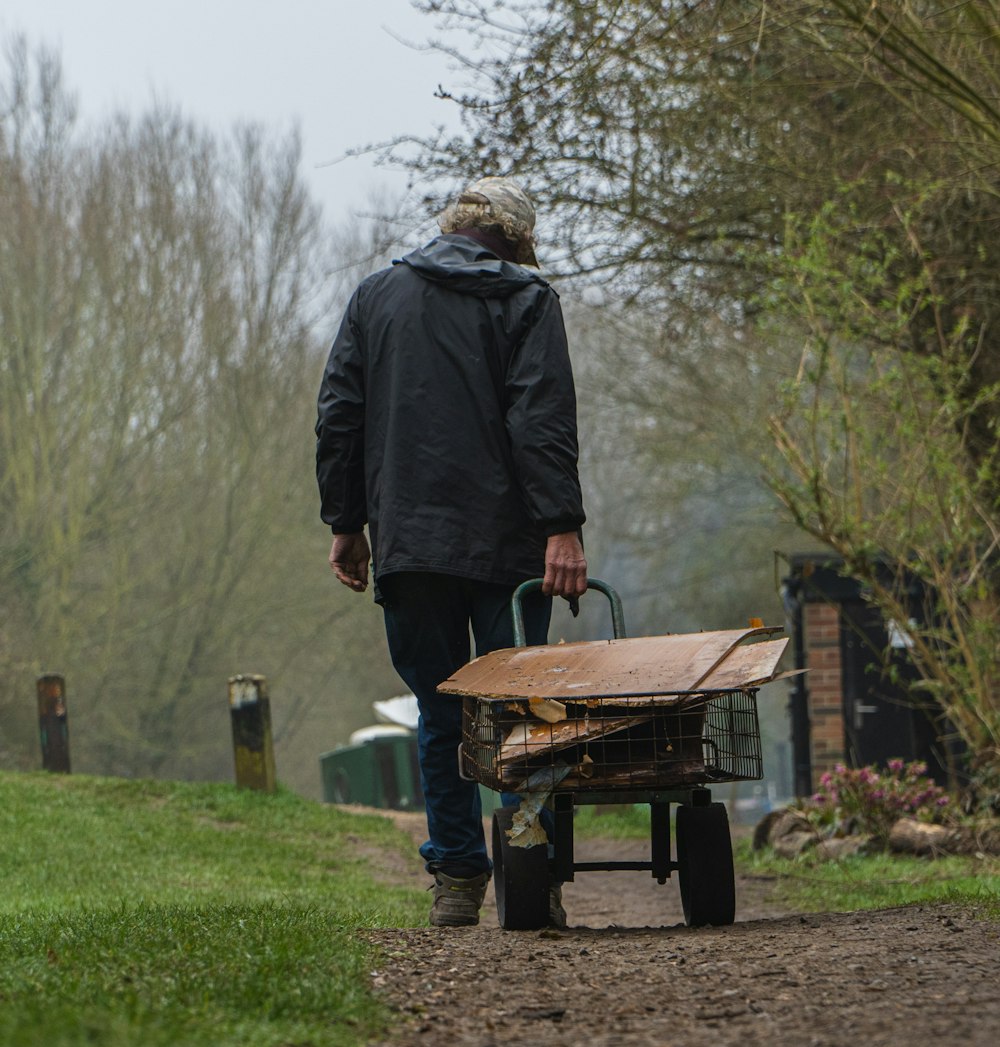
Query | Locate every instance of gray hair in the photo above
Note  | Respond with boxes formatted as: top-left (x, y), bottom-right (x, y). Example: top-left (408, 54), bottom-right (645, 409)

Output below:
top-left (438, 200), bottom-right (531, 244)
top-left (437, 178), bottom-right (539, 266)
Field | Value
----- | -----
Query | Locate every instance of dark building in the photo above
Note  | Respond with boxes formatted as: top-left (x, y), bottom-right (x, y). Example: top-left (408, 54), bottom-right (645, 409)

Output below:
top-left (781, 553), bottom-right (963, 796)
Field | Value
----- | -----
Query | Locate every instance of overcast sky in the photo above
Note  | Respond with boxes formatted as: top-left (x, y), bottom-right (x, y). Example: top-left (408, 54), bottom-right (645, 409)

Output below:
top-left (0, 0), bottom-right (464, 225)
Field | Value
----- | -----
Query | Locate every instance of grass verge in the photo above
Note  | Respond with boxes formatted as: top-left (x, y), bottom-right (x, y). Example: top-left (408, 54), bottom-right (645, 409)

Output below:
top-left (0, 771), bottom-right (427, 1046)
top-left (566, 801), bottom-right (1000, 916)
top-left (737, 837), bottom-right (1000, 916)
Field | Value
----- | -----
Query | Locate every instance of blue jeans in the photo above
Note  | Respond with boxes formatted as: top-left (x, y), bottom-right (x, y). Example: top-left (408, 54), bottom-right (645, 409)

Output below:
top-left (380, 572), bottom-right (551, 877)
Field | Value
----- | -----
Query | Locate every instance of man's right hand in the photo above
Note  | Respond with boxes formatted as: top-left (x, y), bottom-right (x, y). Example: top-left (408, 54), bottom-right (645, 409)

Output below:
top-left (329, 532), bottom-right (370, 592)
top-left (542, 531), bottom-right (587, 599)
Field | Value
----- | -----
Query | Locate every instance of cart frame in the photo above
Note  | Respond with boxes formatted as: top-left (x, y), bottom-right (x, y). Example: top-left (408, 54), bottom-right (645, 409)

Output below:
top-left (459, 578), bottom-right (765, 930)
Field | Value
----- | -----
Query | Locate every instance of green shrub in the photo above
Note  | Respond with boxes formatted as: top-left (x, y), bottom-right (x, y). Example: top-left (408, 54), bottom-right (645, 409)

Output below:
top-left (804, 759), bottom-right (950, 844)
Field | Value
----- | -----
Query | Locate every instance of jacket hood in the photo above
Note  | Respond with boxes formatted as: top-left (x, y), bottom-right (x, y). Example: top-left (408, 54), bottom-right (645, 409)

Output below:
top-left (396, 234), bottom-right (547, 299)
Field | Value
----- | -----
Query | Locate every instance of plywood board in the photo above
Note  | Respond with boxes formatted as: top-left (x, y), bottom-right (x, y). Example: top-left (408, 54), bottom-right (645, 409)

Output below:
top-left (438, 628), bottom-right (783, 701)
top-left (499, 714), bottom-right (643, 762)
top-left (694, 638), bottom-right (789, 690)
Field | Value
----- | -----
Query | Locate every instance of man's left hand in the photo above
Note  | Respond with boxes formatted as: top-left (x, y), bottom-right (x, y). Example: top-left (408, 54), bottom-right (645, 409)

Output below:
top-left (542, 531), bottom-right (587, 599)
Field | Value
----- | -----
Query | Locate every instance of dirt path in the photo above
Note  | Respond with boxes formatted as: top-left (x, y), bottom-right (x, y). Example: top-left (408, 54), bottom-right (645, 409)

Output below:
top-left (359, 810), bottom-right (1000, 1046)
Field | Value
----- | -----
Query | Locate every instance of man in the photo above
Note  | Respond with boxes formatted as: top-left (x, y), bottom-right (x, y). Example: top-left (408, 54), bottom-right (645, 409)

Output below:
top-left (316, 176), bottom-right (587, 927)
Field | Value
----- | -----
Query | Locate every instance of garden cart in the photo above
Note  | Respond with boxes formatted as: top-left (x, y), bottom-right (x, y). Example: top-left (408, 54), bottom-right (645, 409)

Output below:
top-left (440, 579), bottom-right (787, 931)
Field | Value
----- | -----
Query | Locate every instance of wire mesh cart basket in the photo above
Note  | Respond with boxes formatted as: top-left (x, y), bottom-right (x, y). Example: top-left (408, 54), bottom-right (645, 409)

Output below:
top-left (441, 579), bottom-right (787, 931)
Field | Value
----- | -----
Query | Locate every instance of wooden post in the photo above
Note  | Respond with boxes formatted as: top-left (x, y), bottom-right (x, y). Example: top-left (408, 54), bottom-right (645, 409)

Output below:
top-left (228, 674), bottom-right (276, 792)
top-left (37, 673), bottom-right (70, 773)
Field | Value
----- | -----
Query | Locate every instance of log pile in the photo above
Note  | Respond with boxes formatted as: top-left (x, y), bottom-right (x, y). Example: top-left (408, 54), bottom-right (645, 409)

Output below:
top-left (754, 807), bottom-right (1000, 858)
top-left (888, 817), bottom-right (1000, 857)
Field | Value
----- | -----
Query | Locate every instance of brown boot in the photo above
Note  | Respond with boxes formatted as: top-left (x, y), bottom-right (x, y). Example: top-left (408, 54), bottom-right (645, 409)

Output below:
top-left (429, 871), bottom-right (491, 927)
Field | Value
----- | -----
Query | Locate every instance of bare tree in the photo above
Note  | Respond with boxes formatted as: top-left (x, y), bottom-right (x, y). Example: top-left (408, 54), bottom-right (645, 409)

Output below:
top-left (390, 1), bottom-right (1000, 782)
top-left (0, 40), bottom-right (404, 787)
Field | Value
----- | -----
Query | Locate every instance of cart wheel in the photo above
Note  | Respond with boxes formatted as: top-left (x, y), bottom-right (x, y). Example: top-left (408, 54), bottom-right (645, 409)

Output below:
top-left (675, 802), bottom-right (736, 927)
top-left (492, 806), bottom-right (550, 930)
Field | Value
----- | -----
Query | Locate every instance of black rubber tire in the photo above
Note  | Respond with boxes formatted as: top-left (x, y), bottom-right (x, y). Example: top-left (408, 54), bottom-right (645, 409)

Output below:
top-left (675, 801), bottom-right (736, 927)
top-left (492, 806), bottom-right (550, 930)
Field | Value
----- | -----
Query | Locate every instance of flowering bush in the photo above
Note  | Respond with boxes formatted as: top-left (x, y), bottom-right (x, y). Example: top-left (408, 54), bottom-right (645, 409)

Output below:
top-left (806, 759), bottom-right (950, 845)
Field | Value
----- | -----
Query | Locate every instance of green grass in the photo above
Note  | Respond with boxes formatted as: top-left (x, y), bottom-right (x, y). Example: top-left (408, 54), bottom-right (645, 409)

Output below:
top-left (0, 771), bottom-right (427, 1046)
top-left (737, 837), bottom-right (1000, 916)
top-left (562, 800), bottom-right (1000, 917)
top-left (572, 803), bottom-right (652, 839)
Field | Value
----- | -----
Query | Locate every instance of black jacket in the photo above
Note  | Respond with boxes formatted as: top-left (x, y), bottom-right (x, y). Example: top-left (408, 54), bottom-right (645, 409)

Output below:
top-left (315, 234), bottom-right (585, 589)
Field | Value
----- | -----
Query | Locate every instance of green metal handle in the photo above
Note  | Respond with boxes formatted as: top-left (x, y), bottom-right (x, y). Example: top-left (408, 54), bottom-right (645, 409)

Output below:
top-left (511, 577), bottom-right (627, 647)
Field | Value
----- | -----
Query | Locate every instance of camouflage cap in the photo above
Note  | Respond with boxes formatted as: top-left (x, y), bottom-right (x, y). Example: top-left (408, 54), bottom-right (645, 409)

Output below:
top-left (456, 176), bottom-right (539, 267)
